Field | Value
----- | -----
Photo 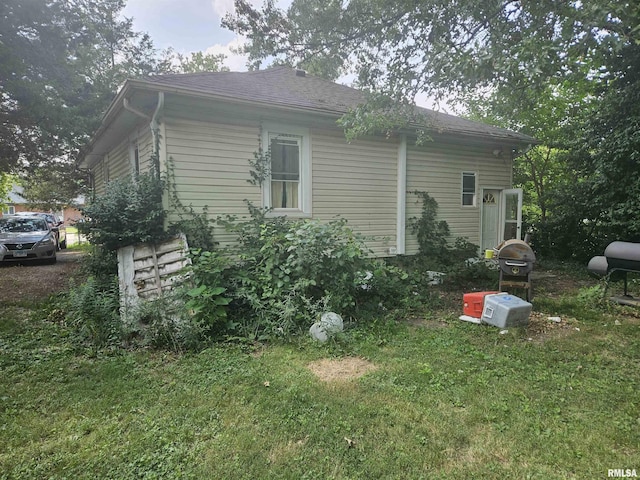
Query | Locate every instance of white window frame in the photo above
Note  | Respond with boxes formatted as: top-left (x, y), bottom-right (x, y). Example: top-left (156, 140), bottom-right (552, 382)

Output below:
top-left (262, 123), bottom-right (312, 217)
top-left (2, 206), bottom-right (15, 215)
top-left (461, 171), bottom-right (477, 207)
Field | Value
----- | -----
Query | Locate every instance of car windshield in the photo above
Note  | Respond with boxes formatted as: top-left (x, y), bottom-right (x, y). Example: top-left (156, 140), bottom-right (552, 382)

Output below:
top-left (0, 217), bottom-right (48, 233)
top-left (21, 212), bottom-right (55, 223)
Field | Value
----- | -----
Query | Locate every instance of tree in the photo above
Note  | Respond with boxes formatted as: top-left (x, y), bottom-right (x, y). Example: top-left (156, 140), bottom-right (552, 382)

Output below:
top-left (173, 51), bottom-right (229, 73)
top-left (0, 0), bottom-right (171, 184)
top-left (20, 163), bottom-right (87, 211)
top-left (0, 173), bottom-right (15, 209)
top-left (224, 1), bottom-right (637, 105)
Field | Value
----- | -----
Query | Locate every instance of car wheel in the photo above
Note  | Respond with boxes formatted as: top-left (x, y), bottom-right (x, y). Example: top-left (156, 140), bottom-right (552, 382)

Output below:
top-left (60, 238), bottom-right (67, 249)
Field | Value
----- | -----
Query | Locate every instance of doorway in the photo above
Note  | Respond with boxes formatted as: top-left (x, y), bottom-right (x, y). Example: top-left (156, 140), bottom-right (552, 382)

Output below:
top-left (481, 188), bottom-right (523, 252)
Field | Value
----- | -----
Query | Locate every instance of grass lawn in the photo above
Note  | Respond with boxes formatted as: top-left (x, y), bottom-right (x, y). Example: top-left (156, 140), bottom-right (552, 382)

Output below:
top-left (1, 269), bottom-right (639, 479)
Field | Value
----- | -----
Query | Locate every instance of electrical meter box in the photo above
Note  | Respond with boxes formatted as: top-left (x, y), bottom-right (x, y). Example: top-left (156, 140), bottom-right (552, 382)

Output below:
top-left (481, 294), bottom-right (532, 328)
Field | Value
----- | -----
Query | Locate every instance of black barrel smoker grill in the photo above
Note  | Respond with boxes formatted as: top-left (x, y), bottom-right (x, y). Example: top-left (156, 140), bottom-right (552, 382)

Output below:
top-left (495, 239), bottom-right (536, 302)
top-left (588, 241), bottom-right (640, 306)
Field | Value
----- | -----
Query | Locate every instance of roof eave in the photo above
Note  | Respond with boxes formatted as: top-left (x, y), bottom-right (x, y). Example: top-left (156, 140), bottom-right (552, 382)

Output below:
top-left (80, 77), bottom-right (538, 167)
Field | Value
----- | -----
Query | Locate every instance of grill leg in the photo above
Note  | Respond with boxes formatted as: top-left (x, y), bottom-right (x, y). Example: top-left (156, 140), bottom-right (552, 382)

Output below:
top-left (499, 272), bottom-right (533, 302)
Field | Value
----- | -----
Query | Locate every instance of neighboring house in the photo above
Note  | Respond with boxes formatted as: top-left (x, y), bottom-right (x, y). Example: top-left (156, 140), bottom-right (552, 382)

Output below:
top-left (1, 185), bottom-right (84, 225)
top-left (0, 185), bottom-right (26, 216)
top-left (79, 67), bottom-right (537, 257)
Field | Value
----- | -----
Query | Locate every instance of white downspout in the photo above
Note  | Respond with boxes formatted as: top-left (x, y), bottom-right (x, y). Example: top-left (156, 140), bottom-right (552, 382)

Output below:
top-left (150, 92), bottom-right (165, 176)
top-left (396, 134), bottom-right (407, 255)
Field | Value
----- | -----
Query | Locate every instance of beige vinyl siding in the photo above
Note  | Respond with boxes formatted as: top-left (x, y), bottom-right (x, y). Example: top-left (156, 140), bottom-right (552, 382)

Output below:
top-left (108, 139), bottom-right (132, 181)
top-left (312, 129), bottom-right (398, 257)
top-left (405, 142), bottom-right (512, 255)
top-left (164, 118), bottom-right (261, 246)
top-left (93, 160), bottom-right (106, 196)
top-left (93, 137), bottom-right (132, 194)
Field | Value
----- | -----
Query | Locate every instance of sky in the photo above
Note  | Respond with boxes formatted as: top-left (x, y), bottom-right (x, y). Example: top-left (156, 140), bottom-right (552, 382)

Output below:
top-left (121, 0), bottom-right (268, 71)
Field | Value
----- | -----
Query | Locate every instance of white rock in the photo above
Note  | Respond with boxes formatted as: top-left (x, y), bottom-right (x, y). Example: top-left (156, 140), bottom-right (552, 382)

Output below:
top-left (309, 323), bottom-right (329, 342)
top-left (320, 312), bottom-right (344, 333)
top-left (309, 312), bottom-right (344, 342)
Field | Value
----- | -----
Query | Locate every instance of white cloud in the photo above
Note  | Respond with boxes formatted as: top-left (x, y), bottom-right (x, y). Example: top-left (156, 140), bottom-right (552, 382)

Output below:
top-left (211, 0), bottom-right (235, 18)
top-left (205, 38), bottom-right (250, 71)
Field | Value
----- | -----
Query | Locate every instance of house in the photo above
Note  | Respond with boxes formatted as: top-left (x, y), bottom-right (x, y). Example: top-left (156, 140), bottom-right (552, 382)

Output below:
top-left (1, 185), bottom-right (84, 225)
top-left (1, 185), bottom-right (26, 216)
top-left (79, 67), bottom-right (537, 257)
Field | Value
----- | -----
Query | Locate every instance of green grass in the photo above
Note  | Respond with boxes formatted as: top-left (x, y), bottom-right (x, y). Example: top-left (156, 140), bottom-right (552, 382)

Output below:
top-left (1, 287), bottom-right (639, 479)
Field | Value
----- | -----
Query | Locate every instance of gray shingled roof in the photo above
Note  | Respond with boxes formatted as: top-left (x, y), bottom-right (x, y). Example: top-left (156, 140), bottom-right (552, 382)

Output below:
top-left (139, 67), bottom-right (535, 144)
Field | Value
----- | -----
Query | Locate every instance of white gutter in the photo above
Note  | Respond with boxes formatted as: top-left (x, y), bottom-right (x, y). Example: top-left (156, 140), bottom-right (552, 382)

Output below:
top-left (395, 134), bottom-right (407, 255)
top-left (123, 98), bottom-right (151, 121)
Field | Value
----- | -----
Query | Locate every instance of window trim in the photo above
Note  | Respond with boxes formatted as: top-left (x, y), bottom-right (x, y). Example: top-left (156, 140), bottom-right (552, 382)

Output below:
top-left (462, 171), bottom-right (477, 207)
top-left (261, 123), bottom-right (312, 217)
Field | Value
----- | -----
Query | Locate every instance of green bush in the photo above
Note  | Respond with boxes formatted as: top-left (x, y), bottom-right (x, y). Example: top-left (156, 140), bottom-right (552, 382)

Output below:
top-left (218, 206), bottom-right (394, 339)
top-left (183, 249), bottom-right (232, 333)
top-left (79, 172), bottom-right (167, 251)
top-left (80, 246), bottom-right (118, 285)
top-left (354, 260), bottom-right (419, 312)
top-left (408, 190), bottom-right (451, 259)
top-left (122, 293), bottom-right (208, 351)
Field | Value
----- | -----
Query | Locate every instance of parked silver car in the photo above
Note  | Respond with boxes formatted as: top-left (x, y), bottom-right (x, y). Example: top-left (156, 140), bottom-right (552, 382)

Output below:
top-left (18, 211), bottom-right (67, 249)
top-left (0, 216), bottom-right (57, 264)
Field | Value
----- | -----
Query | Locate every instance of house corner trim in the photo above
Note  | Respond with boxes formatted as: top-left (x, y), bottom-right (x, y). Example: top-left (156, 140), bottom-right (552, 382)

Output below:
top-left (396, 134), bottom-right (407, 255)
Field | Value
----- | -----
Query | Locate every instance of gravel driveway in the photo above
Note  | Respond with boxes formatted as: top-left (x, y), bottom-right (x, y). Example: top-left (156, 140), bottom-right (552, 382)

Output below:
top-left (0, 251), bottom-right (85, 301)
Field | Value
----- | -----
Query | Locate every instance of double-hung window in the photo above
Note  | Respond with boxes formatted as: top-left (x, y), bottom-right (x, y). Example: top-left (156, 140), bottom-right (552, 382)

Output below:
top-left (462, 172), bottom-right (477, 206)
top-left (270, 134), bottom-right (301, 209)
top-left (262, 124), bottom-right (311, 216)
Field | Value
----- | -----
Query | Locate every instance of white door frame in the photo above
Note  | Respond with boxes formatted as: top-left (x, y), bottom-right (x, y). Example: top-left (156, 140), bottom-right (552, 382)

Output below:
top-left (480, 187), bottom-right (523, 250)
top-left (501, 188), bottom-right (523, 241)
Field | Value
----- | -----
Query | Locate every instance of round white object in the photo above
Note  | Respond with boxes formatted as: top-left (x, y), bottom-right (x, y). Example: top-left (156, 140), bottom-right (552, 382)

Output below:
top-left (320, 312), bottom-right (343, 333)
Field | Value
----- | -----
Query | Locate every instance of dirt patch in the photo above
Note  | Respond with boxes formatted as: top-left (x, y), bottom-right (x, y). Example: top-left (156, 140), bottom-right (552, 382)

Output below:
top-left (0, 251), bottom-right (85, 301)
top-left (405, 314), bottom-right (450, 329)
top-left (307, 357), bottom-right (378, 382)
top-left (525, 311), bottom-right (579, 342)
top-left (531, 271), bottom-right (594, 299)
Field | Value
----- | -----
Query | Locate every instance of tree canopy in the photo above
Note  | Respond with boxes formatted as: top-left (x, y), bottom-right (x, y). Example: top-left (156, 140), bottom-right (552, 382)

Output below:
top-left (1, 1), bottom-right (232, 208)
top-left (225, 1), bottom-right (637, 107)
top-left (0, 0), bottom-right (170, 175)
